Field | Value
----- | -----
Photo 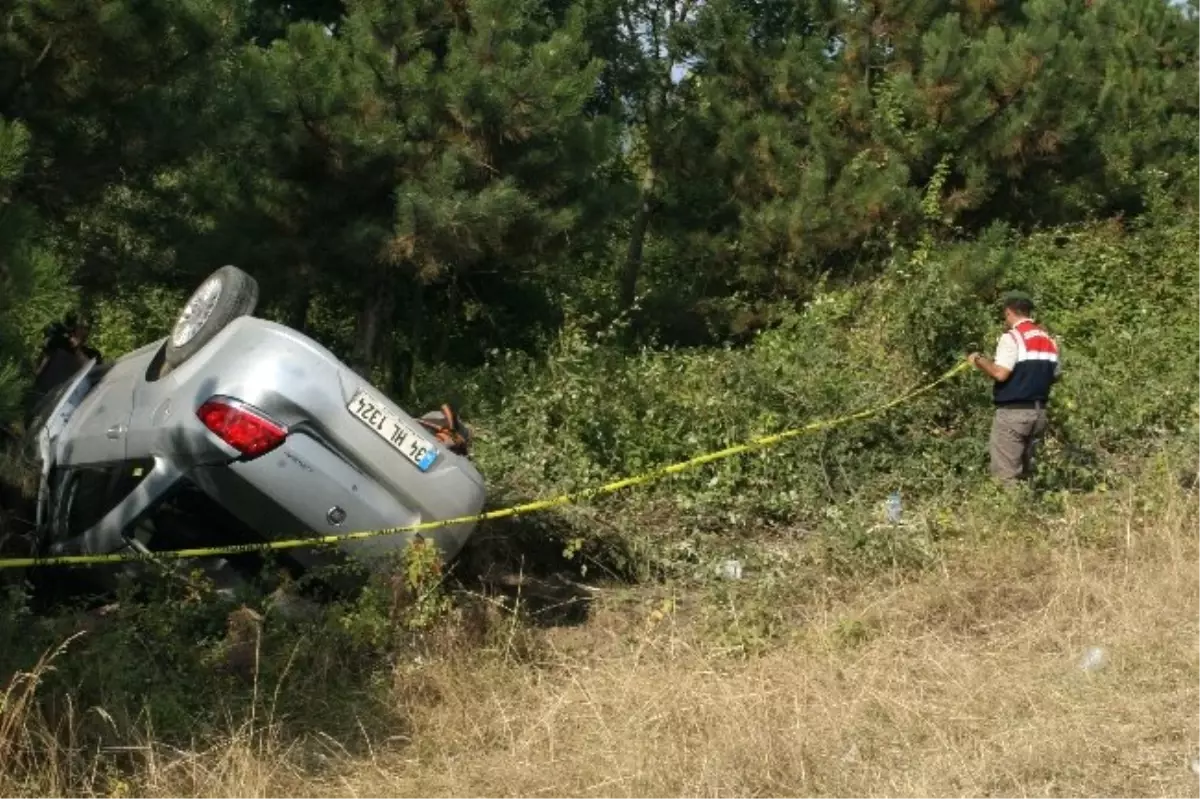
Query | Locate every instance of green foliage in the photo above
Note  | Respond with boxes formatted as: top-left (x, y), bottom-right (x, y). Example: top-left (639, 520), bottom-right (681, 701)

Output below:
top-left (89, 286), bottom-right (187, 359)
top-left (119, 0), bottom-right (620, 380)
top-left (433, 212), bottom-right (1197, 575)
top-left (2, 0), bottom-right (1194, 378)
top-left (0, 118), bottom-right (76, 424)
top-left (337, 538), bottom-right (454, 647)
top-left (0, 362), bottom-right (24, 430)
top-left (1002, 214), bottom-right (1200, 476)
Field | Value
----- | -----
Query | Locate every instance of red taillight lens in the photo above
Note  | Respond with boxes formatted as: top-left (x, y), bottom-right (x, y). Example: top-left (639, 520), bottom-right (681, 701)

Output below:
top-left (196, 397), bottom-right (288, 459)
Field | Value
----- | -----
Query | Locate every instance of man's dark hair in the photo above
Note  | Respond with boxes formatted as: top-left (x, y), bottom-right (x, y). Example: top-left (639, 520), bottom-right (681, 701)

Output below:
top-left (1001, 291), bottom-right (1034, 317)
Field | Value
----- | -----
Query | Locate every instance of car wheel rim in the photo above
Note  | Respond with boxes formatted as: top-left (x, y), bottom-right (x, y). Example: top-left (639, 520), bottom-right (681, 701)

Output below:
top-left (171, 275), bottom-right (223, 349)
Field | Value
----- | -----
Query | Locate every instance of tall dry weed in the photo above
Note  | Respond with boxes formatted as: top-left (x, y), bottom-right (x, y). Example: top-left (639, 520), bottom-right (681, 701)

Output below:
top-left (0, 466), bottom-right (1195, 798)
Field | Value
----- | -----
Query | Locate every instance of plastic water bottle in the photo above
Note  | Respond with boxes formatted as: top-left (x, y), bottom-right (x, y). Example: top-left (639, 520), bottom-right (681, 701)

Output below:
top-left (1079, 646), bottom-right (1107, 672)
top-left (717, 559), bottom-right (743, 580)
top-left (885, 491), bottom-right (902, 524)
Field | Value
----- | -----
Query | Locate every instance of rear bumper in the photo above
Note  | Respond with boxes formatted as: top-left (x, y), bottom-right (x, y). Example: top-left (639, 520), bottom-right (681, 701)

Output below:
top-left (193, 430), bottom-right (486, 568)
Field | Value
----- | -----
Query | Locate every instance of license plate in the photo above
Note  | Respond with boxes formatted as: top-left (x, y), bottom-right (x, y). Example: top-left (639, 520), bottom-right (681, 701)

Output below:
top-left (347, 389), bottom-right (438, 472)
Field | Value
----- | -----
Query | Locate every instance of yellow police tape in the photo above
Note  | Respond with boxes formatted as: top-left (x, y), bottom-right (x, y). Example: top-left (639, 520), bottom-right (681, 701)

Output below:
top-left (0, 361), bottom-right (971, 570)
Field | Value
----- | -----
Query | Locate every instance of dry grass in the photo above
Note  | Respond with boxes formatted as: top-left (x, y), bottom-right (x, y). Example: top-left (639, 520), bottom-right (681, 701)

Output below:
top-left (2, 467), bottom-right (1197, 798)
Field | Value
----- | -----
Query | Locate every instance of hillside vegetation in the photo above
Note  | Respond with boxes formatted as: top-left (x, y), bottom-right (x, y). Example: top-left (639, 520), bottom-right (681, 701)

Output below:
top-left (0, 0), bottom-right (1196, 796)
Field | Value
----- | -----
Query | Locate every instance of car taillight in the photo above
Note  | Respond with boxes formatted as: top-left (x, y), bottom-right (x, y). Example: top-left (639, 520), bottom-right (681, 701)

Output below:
top-left (196, 397), bottom-right (288, 459)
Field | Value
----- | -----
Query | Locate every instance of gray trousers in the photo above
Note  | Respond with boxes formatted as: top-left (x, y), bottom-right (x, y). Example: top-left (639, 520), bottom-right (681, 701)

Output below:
top-left (990, 407), bottom-right (1048, 482)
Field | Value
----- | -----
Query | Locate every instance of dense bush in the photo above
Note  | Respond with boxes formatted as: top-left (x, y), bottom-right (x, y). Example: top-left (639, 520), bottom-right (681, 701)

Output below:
top-left (404, 211), bottom-right (1198, 575)
top-left (5, 210), bottom-right (1191, 578)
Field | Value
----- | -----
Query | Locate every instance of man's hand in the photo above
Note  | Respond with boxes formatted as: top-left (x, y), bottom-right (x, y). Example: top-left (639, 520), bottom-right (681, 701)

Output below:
top-left (966, 351), bottom-right (1011, 382)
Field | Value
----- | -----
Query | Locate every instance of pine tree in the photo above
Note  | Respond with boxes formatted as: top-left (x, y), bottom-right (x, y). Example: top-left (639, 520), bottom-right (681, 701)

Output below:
top-left (0, 118), bottom-right (35, 421)
top-left (669, 0), bottom-right (1198, 302)
top-left (0, 0), bottom-right (244, 308)
top-left (146, 0), bottom-right (617, 388)
top-left (0, 0), bottom-right (238, 221)
top-left (1083, 0), bottom-right (1198, 215)
top-left (0, 118), bottom-right (74, 425)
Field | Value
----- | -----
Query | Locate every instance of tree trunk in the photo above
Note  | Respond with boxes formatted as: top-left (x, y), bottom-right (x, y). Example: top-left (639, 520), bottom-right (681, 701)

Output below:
top-left (433, 280), bottom-right (457, 364)
top-left (351, 277), bottom-right (394, 381)
top-left (390, 281), bottom-right (424, 400)
top-left (620, 183), bottom-right (653, 311)
top-left (287, 285), bottom-right (311, 333)
top-left (393, 350), bottom-right (414, 401)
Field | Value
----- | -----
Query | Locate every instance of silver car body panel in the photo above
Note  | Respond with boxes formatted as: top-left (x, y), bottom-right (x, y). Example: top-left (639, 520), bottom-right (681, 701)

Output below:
top-left (35, 359), bottom-right (99, 530)
top-left (39, 316), bottom-right (486, 568)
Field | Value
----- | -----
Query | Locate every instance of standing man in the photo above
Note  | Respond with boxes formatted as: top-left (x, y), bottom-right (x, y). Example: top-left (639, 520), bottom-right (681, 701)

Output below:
top-left (967, 291), bottom-right (1061, 482)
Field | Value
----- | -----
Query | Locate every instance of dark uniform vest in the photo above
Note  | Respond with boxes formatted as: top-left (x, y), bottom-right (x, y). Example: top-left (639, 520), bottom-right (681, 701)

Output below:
top-left (993, 319), bottom-right (1059, 407)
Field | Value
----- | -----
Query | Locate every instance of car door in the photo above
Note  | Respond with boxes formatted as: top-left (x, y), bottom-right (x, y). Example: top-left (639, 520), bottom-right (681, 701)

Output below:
top-left (49, 353), bottom-right (144, 543)
top-left (56, 357), bottom-right (139, 469)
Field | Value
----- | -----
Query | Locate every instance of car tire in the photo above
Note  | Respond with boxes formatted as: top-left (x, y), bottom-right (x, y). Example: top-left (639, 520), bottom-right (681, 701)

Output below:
top-left (163, 265), bottom-right (259, 372)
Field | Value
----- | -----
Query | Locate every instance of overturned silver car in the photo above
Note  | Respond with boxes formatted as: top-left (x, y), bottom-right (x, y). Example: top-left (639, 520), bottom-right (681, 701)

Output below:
top-left (24, 265), bottom-right (487, 592)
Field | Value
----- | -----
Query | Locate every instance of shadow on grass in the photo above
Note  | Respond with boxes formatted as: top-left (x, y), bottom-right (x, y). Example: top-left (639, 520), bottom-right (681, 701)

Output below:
top-left (450, 504), bottom-right (642, 629)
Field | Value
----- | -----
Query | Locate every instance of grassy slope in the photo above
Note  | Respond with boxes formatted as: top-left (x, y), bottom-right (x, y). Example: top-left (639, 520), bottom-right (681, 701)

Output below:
top-left (0, 455), bottom-right (1195, 797)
